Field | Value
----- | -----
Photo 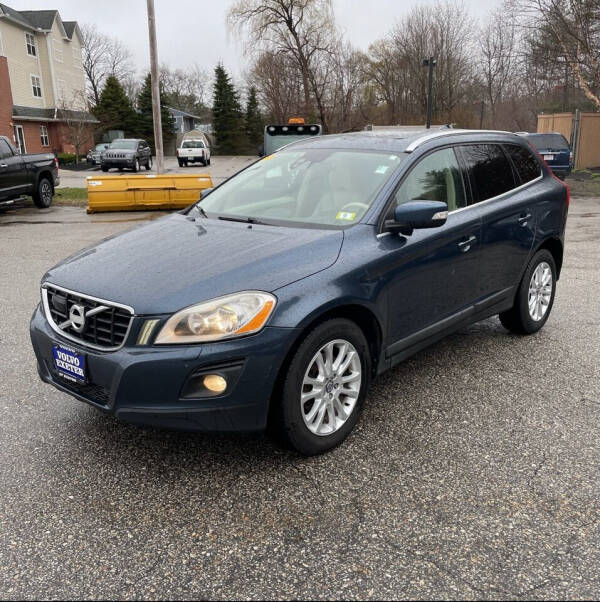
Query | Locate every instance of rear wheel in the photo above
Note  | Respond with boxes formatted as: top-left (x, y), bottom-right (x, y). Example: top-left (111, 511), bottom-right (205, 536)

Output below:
top-left (146, 157), bottom-right (152, 171)
top-left (133, 158), bottom-right (140, 172)
top-left (33, 176), bottom-right (53, 209)
top-left (273, 318), bottom-right (371, 455)
top-left (178, 159), bottom-right (183, 167)
top-left (101, 165), bottom-right (108, 172)
top-left (499, 249), bottom-right (557, 334)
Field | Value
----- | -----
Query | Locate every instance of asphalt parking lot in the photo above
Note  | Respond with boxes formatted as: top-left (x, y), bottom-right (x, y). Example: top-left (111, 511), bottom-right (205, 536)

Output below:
top-left (58, 155), bottom-right (257, 189)
top-left (0, 197), bottom-right (599, 599)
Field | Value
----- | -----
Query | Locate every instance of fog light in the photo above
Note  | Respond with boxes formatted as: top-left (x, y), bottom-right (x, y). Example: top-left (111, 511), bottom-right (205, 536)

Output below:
top-left (203, 374), bottom-right (227, 393)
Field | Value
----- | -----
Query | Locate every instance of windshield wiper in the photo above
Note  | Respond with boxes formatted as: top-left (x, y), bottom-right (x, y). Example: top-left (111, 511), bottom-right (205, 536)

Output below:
top-left (218, 215), bottom-right (265, 225)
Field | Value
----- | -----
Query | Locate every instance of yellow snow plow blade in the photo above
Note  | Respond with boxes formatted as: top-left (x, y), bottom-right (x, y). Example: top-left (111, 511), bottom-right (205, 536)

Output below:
top-left (86, 173), bottom-right (213, 213)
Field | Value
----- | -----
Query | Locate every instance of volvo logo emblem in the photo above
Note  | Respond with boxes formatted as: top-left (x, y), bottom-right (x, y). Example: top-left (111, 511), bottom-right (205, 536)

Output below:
top-left (69, 304), bottom-right (86, 334)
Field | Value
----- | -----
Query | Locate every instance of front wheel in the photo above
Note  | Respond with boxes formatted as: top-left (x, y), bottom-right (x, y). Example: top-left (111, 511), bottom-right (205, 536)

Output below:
top-left (33, 177), bottom-right (53, 208)
top-left (274, 318), bottom-right (371, 455)
top-left (499, 249), bottom-right (557, 334)
top-left (133, 158), bottom-right (140, 172)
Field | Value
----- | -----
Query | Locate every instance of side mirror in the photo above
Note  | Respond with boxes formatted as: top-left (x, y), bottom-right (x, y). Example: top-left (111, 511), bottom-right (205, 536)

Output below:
top-left (385, 200), bottom-right (448, 235)
top-left (199, 188), bottom-right (213, 201)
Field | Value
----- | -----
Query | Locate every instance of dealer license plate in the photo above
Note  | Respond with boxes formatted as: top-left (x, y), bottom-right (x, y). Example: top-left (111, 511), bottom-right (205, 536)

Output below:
top-left (52, 344), bottom-right (86, 384)
top-left (543, 154), bottom-right (554, 161)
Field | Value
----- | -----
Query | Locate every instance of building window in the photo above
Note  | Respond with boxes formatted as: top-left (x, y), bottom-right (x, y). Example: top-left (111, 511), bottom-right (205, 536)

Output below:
top-left (31, 75), bottom-right (42, 98)
top-left (53, 39), bottom-right (63, 63)
top-left (40, 125), bottom-right (50, 147)
top-left (25, 32), bottom-right (37, 56)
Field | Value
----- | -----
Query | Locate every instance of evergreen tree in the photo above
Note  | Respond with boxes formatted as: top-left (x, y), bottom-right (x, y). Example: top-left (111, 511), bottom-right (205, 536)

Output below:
top-left (212, 64), bottom-right (245, 154)
top-left (94, 75), bottom-right (137, 135)
top-left (136, 73), bottom-right (175, 153)
top-left (245, 86), bottom-right (263, 150)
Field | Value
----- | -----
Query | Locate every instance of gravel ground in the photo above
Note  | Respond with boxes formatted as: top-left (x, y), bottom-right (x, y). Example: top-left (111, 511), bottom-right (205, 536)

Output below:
top-left (0, 197), bottom-right (598, 600)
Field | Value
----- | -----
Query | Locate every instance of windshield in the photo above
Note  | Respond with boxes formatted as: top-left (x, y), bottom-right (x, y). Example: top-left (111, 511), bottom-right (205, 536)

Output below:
top-left (526, 134), bottom-right (569, 150)
top-left (182, 140), bottom-right (205, 148)
top-left (109, 140), bottom-right (137, 150)
top-left (198, 148), bottom-right (404, 227)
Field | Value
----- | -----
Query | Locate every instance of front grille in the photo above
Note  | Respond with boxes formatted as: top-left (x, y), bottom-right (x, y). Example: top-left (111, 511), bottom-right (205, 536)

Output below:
top-left (45, 285), bottom-right (133, 350)
top-left (56, 377), bottom-right (111, 407)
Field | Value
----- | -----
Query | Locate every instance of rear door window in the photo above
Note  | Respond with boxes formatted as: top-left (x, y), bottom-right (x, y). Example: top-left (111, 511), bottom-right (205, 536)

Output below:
top-left (394, 147), bottom-right (466, 211)
top-left (504, 144), bottom-right (542, 185)
top-left (459, 144), bottom-right (516, 204)
top-left (0, 139), bottom-right (13, 159)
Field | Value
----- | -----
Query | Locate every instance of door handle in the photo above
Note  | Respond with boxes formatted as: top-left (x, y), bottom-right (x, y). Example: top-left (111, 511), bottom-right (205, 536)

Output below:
top-left (518, 213), bottom-right (532, 226)
top-left (458, 235), bottom-right (477, 252)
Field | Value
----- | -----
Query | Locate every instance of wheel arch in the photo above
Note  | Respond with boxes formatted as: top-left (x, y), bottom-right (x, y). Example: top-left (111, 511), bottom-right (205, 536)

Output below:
top-left (267, 302), bottom-right (384, 425)
top-left (36, 170), bottom-right (54, 191)
top-left (535, 237), bottom-right (564, 279)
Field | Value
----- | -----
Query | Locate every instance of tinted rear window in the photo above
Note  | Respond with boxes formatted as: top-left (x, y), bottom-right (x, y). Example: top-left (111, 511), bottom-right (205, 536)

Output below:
top-left (526, 134), bottom-right (569, 150)
top-left (504, 144), bottom-right (542, 184)
top-left (0, 139), bottom-right (13, 159)
top-left (460, 144), bottom-right (516, 203)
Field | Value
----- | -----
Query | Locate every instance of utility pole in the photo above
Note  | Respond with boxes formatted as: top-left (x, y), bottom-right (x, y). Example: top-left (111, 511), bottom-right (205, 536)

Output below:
top-left (146, 0), bottom-right (163, 173)
top-left (423, 57), bottom-right (436, 129)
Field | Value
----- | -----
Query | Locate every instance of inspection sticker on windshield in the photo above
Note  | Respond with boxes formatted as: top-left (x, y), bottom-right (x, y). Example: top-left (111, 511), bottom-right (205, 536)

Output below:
top-left (336, 211), bottom-right (356, 221)
top-left (375, 165), bottom-right (390, 174)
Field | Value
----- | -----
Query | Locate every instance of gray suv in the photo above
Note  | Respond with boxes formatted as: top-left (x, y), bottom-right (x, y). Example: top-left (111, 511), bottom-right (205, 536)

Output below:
top-left (101, 139), bottom-right (152, 172)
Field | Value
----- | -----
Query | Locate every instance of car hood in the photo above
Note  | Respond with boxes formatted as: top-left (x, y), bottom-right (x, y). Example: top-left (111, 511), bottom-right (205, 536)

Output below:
top-left (43, 214), bottom-right (344, 315)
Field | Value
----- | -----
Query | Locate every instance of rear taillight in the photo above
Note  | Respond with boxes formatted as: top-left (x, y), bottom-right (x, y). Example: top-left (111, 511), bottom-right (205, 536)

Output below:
top-left (54, 157), bottom-right (58, 169)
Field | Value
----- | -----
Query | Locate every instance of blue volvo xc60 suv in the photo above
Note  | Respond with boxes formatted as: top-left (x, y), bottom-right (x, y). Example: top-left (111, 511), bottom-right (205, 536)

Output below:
top-left (30, 129), bottom-right (569, 455)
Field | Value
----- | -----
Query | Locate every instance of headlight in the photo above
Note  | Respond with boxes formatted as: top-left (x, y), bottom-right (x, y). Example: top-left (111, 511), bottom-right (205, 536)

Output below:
top-left (154, 291), bottom-right (276, 344)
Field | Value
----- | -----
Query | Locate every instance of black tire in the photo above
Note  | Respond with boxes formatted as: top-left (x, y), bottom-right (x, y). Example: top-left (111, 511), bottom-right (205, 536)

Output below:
top-left (101, 165), bottom-right (108, 172)
top-left (146, 157), bottom-right (152, 171)
top-left (178, 159), bottom-right (183, 167)
top-left (499, 249), bottom-right (557, 335)
top-left (184, 159), bottom-right (189, 167)
top-left (207, 156), bottom-right (211, 166)
top-left (273, 318), bottom-right (371, 456)
top-left (32, 176), bottom-right (53, 209)
top-left (133, 158), bottom-right (140, 172)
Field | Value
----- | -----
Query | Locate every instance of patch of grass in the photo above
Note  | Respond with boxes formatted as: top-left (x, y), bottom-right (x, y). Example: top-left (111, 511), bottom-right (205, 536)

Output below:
top-left (54, 187), bottom-right (87, 206)
top-left (566, 176), bottom-right (600, 197)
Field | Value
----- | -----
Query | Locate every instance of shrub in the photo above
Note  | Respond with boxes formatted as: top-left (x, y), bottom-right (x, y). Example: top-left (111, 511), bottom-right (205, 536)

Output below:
top-left (57, 152), bottom-right (77, 166)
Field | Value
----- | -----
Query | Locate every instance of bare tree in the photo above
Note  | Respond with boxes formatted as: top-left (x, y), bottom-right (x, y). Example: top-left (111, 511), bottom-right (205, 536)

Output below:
top-left (80, 24), bottom-right (134, 106)
top-left (57, 91), bottom-right (94, 162)
top-left (228, 0), bottom-right (338, 130)
top-left (160, 64), bottom-right (209, 114)
top-left (512, 0), bottom-right (600, 109)
top-left (478, 7), bottom-right (518, 126)
top-left (249, 51), bottom-right (304, 122)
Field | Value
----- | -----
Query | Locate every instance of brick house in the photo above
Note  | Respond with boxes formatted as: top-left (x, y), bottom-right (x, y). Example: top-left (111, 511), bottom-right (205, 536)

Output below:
top-left (0, 3), bottom-right (97, 156)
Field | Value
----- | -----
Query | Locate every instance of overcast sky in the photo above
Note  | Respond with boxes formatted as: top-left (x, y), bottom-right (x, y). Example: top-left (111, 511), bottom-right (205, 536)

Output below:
top-left (10, 0), bottom-right (501, 78)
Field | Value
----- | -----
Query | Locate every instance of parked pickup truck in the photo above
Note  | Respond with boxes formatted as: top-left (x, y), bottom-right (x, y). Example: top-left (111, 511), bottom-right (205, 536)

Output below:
top-left (176, 139), bottom-right (211, 167)
top-left (0, 135), bottom-right (59, 209)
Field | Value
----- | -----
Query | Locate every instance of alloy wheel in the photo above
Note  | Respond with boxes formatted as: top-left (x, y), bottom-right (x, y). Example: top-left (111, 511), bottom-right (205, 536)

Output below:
top-left (41, 180), bottom-right (52, 205)
top-left (528, 261), bottom-right (552, 321)
top-left (300, 339), bottom-right (361, 436)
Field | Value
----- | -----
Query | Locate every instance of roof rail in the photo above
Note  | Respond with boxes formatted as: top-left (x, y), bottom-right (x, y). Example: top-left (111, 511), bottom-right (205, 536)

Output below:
top-left (405, 128), bottom-right (512, 152)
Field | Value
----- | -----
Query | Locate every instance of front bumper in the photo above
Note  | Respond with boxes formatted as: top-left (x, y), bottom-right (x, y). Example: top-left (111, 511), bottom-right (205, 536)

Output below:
top-left (102, 157), bottom-right (135, 169)
top-left (30, 305), bottom-right (298, 433)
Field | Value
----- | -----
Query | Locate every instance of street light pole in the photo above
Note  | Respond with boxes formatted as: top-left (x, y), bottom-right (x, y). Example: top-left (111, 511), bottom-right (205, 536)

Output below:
top-left (146, 0), bottom-right (163, 173)
top-left (423, 57), bottom-right (436, 129)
